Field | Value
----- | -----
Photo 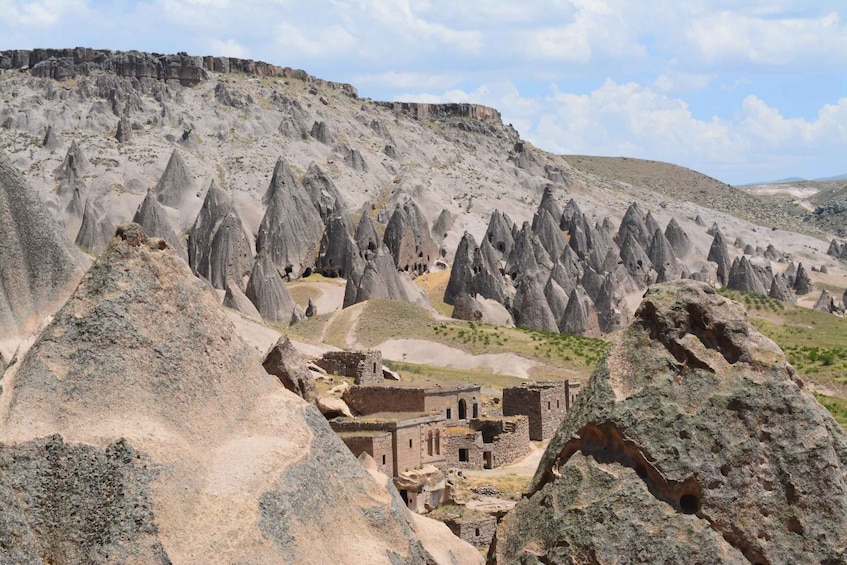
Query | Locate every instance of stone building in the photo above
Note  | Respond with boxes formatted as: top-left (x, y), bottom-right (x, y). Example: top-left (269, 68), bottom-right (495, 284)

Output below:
top-left (343, 381), bottom-right (482, 424)
top-left (335, 430), bottom-right (394, 477)
top-left (502, 381), bottom-right (580, 440)
top-left (442, 416), bottom-right (530, 469)
top-left (434, 507), bottom-right (497, 549)
top-left (315, 350), bottom-right (384, 384)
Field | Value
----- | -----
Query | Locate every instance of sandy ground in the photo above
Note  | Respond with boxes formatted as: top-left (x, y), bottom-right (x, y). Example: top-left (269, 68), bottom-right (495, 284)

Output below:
top-left (375, 338), bottom-right (539, 378)
top-left (288, 280), bottom-right (346, 315)
top-left (224, 309), bottom-right (339, 359)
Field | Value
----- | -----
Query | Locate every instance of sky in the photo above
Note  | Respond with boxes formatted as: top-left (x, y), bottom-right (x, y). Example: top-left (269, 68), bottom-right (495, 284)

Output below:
top-left (1, 0), bottom-right (846, 185)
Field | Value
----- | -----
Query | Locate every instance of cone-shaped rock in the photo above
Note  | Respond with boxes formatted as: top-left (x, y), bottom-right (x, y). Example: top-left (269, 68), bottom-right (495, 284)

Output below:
top-left (560, 287), bottom-right (600, 337)
top-left (132, 189), bottom-right (187, 260)
top-left (537, 184), bottom-right (562, 226)
top-left (188, 181), bottom-right (252, 289)
top-left (42, 125), bottom-right (62, 150)
top-left (665, 218), bottom-right (692, 258)
top-left (445, 233), bottom-right (511, 306)
top-left (768, 274), bottom-right (796, 304)
top-left (727, 256), bottom-right (768, 295)
top-left (55, 140), bottom-right (88, 202)
top-left (707, 230), bottom-right (731, 286)
top-left (0, 151), bottom-right (87, 340)
top-left (484, 209), bottom-right (515, 259)
top-left (355, 213), bottom-right (381, 254)
top-left (647, 228), bottom-right (679, 279)
top-left (222, 281), bottom-right (261, 319)
top-left (302, 162), bottom-right (348, 222)
top-left (706, 221), bottom-right (720, 236)
top-left (513, 275), bottom-right (559, 333)
top-left (262, 336), bottom-right (319, 403)
top-left (155, 149), bottom-right (194, 207)
top-left (75, 199), bottom-right (115, 253)
top-left (316, 212), bottom-right (359, 278)
top-left (560, 198), bottom-right (583, 232)
top-left (245, 249), bottom-right (298, 324)
top-left (616, 203), bottom-right (651, 249)
top-left (644, 211), bottom-right (661, 241)
top-left (431, 208), bottom-right (456, 245)
top-left (619, 232), bottom-right (653, 285)
top-left (793, 263), bottom-right (813, 295)
top-left (383, 201), bottom-right (437, 277)
top-left (116, 116), bottom-right (132, 143)
top-left (532, 208), bottom-right (567, 260)
top-left (256, 158), bottom-right (323, 279)
top-left (813, 290), bottom-right (841, 314)
top-left (764, 244), bottom-right (782, 261)
top-left (0, 223), bottom-right (453, 563)
top-left (544, 275), bottom-right (570, 324)
top-left (494, 281), bottom-right (847, 564)
top-left (451, 293), bottom-right (483, 322)
top-left (595, 274), bottom-right (624, 333)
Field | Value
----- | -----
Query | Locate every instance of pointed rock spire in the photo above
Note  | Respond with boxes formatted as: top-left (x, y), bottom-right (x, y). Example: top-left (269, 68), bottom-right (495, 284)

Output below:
top-left (619, 232), bottom-right (654, 285)
top-left (383, 201), bottom-right (437, 277)
top-left (116, 116), bottom-right (133, 143)
top-left (484, 209), bottom-right (516, 259)
top-left (155, 149), bottom-right (194, 207)
top-left (222, 280), bottom-right (262, 319)
top-left (560, 287), bottom-right (600, 337)
top-left (75, 199), bottom-right (115, 253)
top-left (647, 228), bottom-right (679, 280)
top-left (768, 274), bottom-right (796, 304)
top-left (644, 211), bottom-right (661, 241)
top-left (355, 213), bottom-right (381, 254)
top-left (532, 209), bottom-right (567, 260)
top-left (544, 275), bottom-right (570, 324)
top-left (813, 289), bottom-right (841, 314)
top-left (132, 189), bottom-right (187, 260)
top-left (255, 158), bottom-right (323, 279)
top-left (316, 212), bottom-right (359, 278)
top-left (792, 263), bottom-right (813, 295)
top-left (707, 230), bottom-right (731, 286)
top-left (537, 184), bottom-right (563, 225)
top-left (245, 249), bottom-right (298, 324)
top-left (513, 276), bottom-right (559, 333)
top-left (664, 218), bottom-right (692, 258)
top-left (616, 203), bottom-right (651, 250)
top-left (302, 162), bottom-right (348, 222)
top-left (727, 256), bottom-right (768, 295)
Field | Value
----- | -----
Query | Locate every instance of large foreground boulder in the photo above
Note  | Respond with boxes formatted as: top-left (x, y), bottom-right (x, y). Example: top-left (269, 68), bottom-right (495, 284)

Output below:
top-left (0, 150), bottom-right (87, 341)
top-left (493, 280), bottom-right (847, 564)
top-left (0, 223), bottom-right (470, 563)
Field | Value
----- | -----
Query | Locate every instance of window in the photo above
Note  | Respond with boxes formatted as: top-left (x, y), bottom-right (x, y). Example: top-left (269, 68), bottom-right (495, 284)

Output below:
top-left (472, 403), bottom-right (479, 418)
top-left (557, 400), bottom-right (560, 409)
top-left (459, 448), bottom-right (469, 462)
top-left (382, 454), bottom-right (386, 465)
top-left (458, 399), bottom-right (467, 420)
top-left (435, 430), bottom-right (441, 455)
top-left (427, 431), bottom-right (433, 456)
top-left (446, 408), bottom-right (452, 419)
top-left (409, 439), bottom-right (413, 449)
top-left (475, 528), bottom-right (481, 537)
top-left (548, 401), bottom-right (551, 410)
top-left (373, 362), bottom-right (377, 373)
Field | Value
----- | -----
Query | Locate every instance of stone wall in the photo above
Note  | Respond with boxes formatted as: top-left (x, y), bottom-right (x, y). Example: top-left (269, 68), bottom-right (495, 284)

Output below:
top-left (442, 428), bottom-right (485, 469)
top-left (343, 386), bottom-right (425, 415)
top-left (444, 514), bottom-right (497, 548)
top-left (470, 416), bottom-right (529, 469)
top-left (423, 387), bottom-right (481, 424)
top-left (338, 432), bottom-right (394, 478)
top-left (502, 382), bottom-right (569, 440)
top-left (316, 351), bottom-right (383, 384)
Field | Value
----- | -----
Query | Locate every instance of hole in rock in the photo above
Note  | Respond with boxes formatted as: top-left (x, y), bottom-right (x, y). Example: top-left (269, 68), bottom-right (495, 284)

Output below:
top-left (679, 493), bottom-right (699, 514)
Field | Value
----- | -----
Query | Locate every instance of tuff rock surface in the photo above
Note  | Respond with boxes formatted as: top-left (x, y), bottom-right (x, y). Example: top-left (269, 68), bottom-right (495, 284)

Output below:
top-left (493, 280), bottom-right (847, 564)
top-left (0, 222), bottom-right (470, 564)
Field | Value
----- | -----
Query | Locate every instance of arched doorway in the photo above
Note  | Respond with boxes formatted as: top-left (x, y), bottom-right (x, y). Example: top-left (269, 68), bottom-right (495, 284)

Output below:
top-left (458, 398), bottom-right (467, 420)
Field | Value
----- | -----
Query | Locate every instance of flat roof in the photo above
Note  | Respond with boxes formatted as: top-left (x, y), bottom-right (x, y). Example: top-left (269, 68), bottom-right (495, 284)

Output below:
top-left (336, 430), bottom-right (392, 439)
top-left (352, 380), bottom-right (481, 393)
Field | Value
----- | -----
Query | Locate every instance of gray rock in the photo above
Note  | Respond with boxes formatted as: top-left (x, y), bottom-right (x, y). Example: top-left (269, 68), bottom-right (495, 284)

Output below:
top-left (513, 275), bottom-right (559, 333)
top-left (615, 202), bottom-right (651, 250)
top-left (310, 120), bottom-right (333, 144)
top-left (0, 150), bottom-right (86, 340)
top-left (495, 280), bottom-right (847, 564)
top-left (694, 214), bottom-right (706, 226)
top-left (560, 287), bottom-right (599, 337)
top-left (764, 244), bottom-right (782, 261)
top-left (245, 249), bottom-right (297, 324)
top-left (451, 293), bottom-right (483, 322)
top-left (383, 201), bottom-right (437, 277)
top-left (665, 218), bottom-right (692, 258)
top-left (560, 198), bottom-right (583, 232)
top-left (706, 221), bottom-right (720, 236)
top-left (644, 211), bottom-right (661, 241)
top-left (536, 184), bottom-right (562, 225)
top-left (131, 189), bottom-right (187, 260)
top-left (431, 208), bottom-right (456, 245)
top-left (768, 274), bottom-right (796, 304)
top-left (305, 298), bottom-right (316, 318)
top-left (316, 212), bottom-right (359, 278)
top-left (222, 281), bottom-right (262, 319)
top-left (813, 290), bottom-right (841, 314)
top-left (75, 198), bottom-right (115, 254)
top-left (42, 124), bottom-right (62, 150)
top-left (154, 149), bottom-right (194, 207)
top-left (255, 158), bottom-right (323, 279)
top-left (444, 233), bottom-right (511, 306)
top-left (594, 274), bottom-right (624, 333)
top-left (619, 232), bottom-right (653, 285)
top-left (531, 208), bottom-right (567, 261)
top-left (262, 336), bottom-right (318, 402)
top-left (302, 162), bottom-right (348, 223)
top-left (743, 243), bottom-right (755, 255)
top-left (544, 275), bottom-right (569, 324)
top-left (484, 209), bottom-right (516, 258)
top-left (792, 263), bottom-right (813, 295)
top-left (54, 139), bottom-right (88, 202)
top-left (115, 116), bottom-right (132, 143)
top-left (355, 213), bottom-right (381, 254)
top-left (647, 228), bottom-right (679, 279)
top-left (727, 256), bottom-right (768, 295)
top-left (734, 236), bottom-right (745, 248)
top-left (707, 230), bottom-right (731, 286)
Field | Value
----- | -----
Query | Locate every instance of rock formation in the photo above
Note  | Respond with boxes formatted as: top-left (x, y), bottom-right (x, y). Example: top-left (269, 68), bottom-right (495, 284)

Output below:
top-left (154, 149), bottom-right (194, 207)
top-left (615, 203), bottom-right (651, 249)
top-left (131, 189), bottom-right (187, 260)
top-left (262, 336), bottom-right (319, 403)
top-left (245, 249), bottom-right (299, 325)
top-left (493, 281), bottom-right (847, 564)
top-left (0, 222), bottom-right (462, 563)
top-left (187, 180), bottom-right (252, 289)
top-left (513, 276), bottom-right (559, 333)
top-left (222, 281), bottom-right (261, 319)
top-left (255, 158), bottom-right (323, 279)
top-left (75, 199), bottom-right (115, 253)
top-left (793, 263), bottom-right (813, 295)
top-left (768, 274), bottom-right (796, 304)
top-left (707, 230), bottom-right (731, 286)
top-left (445, 233), bottom-right (513, 307)
top-left (302, 162), bottom-right (348, 223)
top-left (664, 218), bottom-right (691, 258)
top-left (727, 256), bottom-right (768, 295)
top-left (383, 201), bottom-right (438, 276)
top-left (813, 290), bottom-right (842, 314)
top-left (0, 151), bottom-right (87, 341)
top-left (115, 116), bottom-right (132, 143)
top-left (484, 209), bottom-right (516, 258)
top-left (316, 212), bottom-right (360, 278)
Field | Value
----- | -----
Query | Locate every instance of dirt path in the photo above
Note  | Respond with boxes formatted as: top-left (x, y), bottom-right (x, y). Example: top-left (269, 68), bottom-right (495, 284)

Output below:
top-left (375, 338), bottom-right (539, 378)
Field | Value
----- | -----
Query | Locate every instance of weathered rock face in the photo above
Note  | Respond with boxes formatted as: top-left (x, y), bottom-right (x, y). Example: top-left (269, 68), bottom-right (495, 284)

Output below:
top-left (187, 180), bottom-right (252, 289)
top-left (154, 149), bottom-right (194, 207)
top-left (0, 223), bottom-right (455, 563)
top-left (793, 263), bottom-right (813, 295)
top-left (131, 189), bottom-right (187, 260)
top-left (262, 336), bottom-right (319, 403)
top-left (302, 162), bottom-right (348, 223)
top-left (813, 289), bottom-right (842, 314)
top-left (727, 256), bottom-right (768, 295)
top-left (707, 230), bottom-right (731, 286)
top-left (245, 249), bottom-right (298, 325)
top-left (383, 201), bottom-right (437, 277)
top-left (316, 212), bottom-right (359, 278)
top-left (75, 198), bottom-right (115, 253)
top-left (494, 281), bottom-right (847, 564)
top-left (513, 276), bottom-right (558, 333)
top-left (0, 151), bottom-right (87, 340)
top-left (768, 273), bottom-right (797, 304)
top-left (255, 158), bottom-right (323, 279)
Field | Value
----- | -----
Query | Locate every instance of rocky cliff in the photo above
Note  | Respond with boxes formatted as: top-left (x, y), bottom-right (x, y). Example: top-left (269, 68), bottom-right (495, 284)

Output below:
top-left (493, 280), bottom-right (847, 564)
top-left (0, 223), bottom-right (474, 563)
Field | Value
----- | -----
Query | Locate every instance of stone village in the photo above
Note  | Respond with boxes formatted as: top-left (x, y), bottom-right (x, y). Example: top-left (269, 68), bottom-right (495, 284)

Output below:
top-left (276, 346), bottom-right (581, 548)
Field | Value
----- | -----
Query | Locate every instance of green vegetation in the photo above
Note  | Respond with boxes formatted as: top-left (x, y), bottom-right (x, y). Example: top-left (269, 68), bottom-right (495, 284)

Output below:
top-left (383, 360), bottom-right (526, 390)
top-left (815, 393), bottom-right (847, 428)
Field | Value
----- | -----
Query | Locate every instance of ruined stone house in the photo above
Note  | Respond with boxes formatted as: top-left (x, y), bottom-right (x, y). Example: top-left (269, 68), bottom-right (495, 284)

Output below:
top-left (434, 508), bottom-right (498, 549)
top-left (314, 350), bottom-right (384, 384)
top-left (502, 381), bottom-right (580, 440)
top-left (343, 381), bottom-right (482, 424)
top-left (443, 416), bottom-right (530, 469)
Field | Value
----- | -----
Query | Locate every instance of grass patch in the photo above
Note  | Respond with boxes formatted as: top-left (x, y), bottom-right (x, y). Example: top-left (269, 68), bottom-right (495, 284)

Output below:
top-left (414, 269), bottom-right (454, 317)
top-left (814, 393), bottom-right (847, 429)
top-left (286, 312), bottom-right (332, 344)
top-left (453, 474), bottom-right (530, 502)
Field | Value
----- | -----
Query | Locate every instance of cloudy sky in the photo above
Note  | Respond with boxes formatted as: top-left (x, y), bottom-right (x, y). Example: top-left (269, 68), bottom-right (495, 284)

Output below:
top-left (2, 0), bottom-right (846, 184)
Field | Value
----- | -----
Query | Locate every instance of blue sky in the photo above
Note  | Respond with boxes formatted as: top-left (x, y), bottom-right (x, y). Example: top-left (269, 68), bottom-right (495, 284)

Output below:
top-left (2, 0), bottom-right (846, 184)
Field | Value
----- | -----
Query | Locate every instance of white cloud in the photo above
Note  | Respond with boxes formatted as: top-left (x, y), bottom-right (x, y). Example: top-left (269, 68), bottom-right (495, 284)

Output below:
top-left (2, 0), bottom-right (85, 26)
top-left (208, 38), bottom-right (249, 59)
top-left (354, 71), bottom-right (463, 90)
top-left (274, 21), bottom-right (357, 58)
top-left (653, 71), bottom-right (715, 94)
